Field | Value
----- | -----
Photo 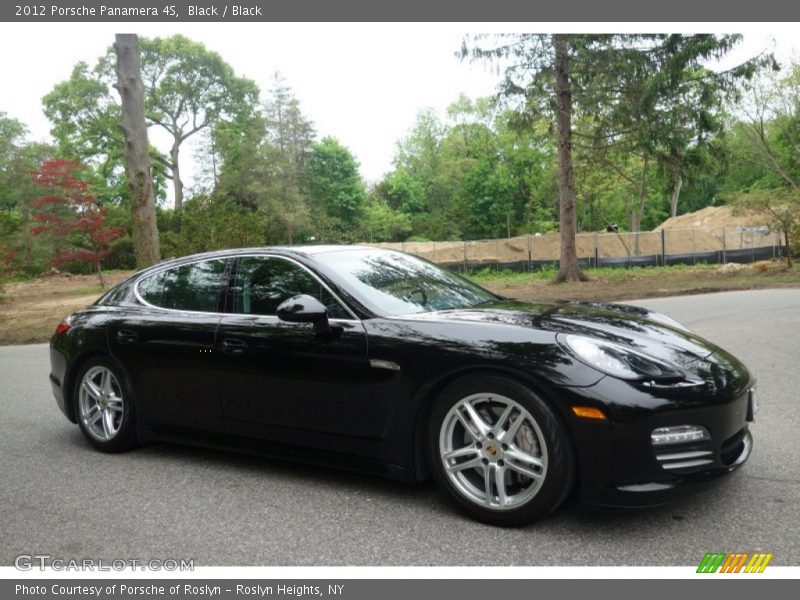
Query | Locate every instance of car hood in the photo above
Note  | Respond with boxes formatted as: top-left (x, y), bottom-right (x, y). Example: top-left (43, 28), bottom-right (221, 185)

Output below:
top-left (403, 300), bottom-right (721, 371)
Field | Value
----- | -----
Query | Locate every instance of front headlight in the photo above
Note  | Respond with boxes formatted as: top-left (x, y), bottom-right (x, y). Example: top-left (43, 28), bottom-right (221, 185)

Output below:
top-left (563, 334), bottom-right (685, 381)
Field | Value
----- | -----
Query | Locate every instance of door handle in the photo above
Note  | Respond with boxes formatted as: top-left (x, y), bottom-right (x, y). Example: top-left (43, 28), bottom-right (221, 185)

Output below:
top-left (116, 329), bottom-right (140, 346)
top-left (220, 337), bottom-right (248, 355)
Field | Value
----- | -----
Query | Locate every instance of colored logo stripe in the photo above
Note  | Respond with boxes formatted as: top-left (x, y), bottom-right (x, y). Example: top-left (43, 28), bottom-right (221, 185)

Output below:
top-left (697, 552), bottom-right (772, 573)
top-left (720, 553), bottom-right (749, 573)
top-left (745, 553), bottom-right (773, 573)
top-left (697, 553), bottom-right (726, 573)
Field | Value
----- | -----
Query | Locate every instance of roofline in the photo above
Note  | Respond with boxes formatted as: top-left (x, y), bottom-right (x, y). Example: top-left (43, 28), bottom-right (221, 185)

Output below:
top-left (124, 244), bottom-right (401, 287)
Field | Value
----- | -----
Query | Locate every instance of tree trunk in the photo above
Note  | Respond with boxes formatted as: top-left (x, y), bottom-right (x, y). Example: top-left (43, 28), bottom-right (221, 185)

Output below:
top-left (785, 229), bottom-right (793, 268)
top-left (631, 157), bottom-right (649, 256)
top-left (97, 264), bottom-right (106, 289)
top-left (114, 34), bottom-right (161, 268)
top-left (20, 200), bottom-right (32, 272)
top-left (171, 143), bottom-right (184, 210)
top-left (669, 174), bottom-right (683, 218)
top-left (553, 35), bottom-right (587, 283)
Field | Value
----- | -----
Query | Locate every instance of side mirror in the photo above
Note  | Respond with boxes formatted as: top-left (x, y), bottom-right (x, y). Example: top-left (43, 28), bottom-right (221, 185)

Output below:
top-left (277, 294), bottom-right (330, 334)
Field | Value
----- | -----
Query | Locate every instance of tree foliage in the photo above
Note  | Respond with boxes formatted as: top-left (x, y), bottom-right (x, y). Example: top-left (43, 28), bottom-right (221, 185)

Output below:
top-left (3, 33), bottom-right (797, 279)
top-left (463, 34), bottom-right (768, 280)
top-left (306, 136), bottom-right (366, 241)
top-left (30, 159), bottom-right (124, 286)
top-left (43, 35), bottom-right (259, 210)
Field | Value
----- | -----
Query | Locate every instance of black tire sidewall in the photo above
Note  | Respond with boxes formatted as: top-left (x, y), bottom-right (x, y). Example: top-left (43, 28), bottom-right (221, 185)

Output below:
top-left (426, 374), bottom-right (575, 526)
top-left (73, 356), bottom-right (139, 453)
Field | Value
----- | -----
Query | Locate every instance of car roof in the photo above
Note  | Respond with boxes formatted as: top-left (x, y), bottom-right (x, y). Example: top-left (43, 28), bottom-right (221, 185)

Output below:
top-left (285, 244), bottom-right (378, 256)
top-left (140, 244), bottom-right (391, 272)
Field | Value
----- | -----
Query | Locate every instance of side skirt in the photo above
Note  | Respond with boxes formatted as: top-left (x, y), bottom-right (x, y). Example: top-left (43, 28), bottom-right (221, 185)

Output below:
top-left (136, 424), bottom-right (419, 483)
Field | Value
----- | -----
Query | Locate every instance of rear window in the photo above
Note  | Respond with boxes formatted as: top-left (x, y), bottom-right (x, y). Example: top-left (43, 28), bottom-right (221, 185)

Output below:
top-left (95, 282), bottom-right (131, 306)
top-left (137, 259), bottom-right (228, 312)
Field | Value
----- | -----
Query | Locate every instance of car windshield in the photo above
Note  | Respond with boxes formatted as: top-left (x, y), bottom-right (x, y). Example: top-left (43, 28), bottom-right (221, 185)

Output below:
top-left (315, 249), bottom-right (498, 315)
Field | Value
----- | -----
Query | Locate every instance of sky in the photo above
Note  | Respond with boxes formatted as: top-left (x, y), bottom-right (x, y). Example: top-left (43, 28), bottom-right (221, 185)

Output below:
top-left (0, 23), bottom-right (798, 202)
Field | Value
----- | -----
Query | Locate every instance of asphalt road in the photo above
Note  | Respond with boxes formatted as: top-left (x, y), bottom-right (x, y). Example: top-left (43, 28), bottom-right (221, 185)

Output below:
top-left (1, 289), bottom-right (798, 566)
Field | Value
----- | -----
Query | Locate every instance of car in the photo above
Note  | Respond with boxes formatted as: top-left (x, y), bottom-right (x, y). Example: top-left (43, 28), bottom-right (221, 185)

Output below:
top-left (48, 246), bottom-right (755, 526)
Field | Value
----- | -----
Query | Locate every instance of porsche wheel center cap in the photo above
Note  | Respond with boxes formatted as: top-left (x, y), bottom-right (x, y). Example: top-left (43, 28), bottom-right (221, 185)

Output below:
top-left (484, 443), bottom-right (503, 460)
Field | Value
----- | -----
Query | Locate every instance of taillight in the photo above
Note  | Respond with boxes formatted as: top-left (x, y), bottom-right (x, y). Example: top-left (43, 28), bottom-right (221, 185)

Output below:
top-left (54, 316), bottom-right (73, 335)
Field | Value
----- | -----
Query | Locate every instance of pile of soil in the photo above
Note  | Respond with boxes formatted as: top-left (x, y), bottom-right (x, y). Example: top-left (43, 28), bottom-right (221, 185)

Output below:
top-left (655, 205), bottom-right (766, 231)
top-left (371, 205), bottom-right (775, 262)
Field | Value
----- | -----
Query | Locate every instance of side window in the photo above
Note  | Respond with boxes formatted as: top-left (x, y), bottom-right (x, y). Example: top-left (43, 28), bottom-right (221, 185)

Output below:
top-left (137, 271), bottom-right (165, 306)
top-left (137, 259), bottom-right (228, 312)
top-left (233, 256), bottom-right (350, 319)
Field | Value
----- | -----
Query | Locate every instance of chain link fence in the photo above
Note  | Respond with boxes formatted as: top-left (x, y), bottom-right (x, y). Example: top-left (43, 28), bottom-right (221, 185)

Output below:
top-left (370, 226), bottom-right (785, 273)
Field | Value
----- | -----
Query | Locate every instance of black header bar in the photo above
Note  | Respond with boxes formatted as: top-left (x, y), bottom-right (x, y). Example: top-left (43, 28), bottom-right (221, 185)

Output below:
top-left (2, 0), bottom-right (799, 22)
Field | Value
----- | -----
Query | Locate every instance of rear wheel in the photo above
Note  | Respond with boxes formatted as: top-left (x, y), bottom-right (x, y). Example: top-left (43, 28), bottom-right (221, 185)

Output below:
top-left (74, 358), bottom-right (139, 453)
top-left (427, 375), bottom-right (575, 526)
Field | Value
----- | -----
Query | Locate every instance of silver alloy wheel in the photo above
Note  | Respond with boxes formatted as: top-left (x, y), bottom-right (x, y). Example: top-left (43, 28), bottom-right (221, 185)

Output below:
top-left (78, 366), bottom-right (124, 442)
top-left (439, 393), bottom-right (548, 511)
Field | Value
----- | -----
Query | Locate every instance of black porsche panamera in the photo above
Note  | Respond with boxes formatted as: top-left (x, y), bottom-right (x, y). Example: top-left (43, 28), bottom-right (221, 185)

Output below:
top-left (49, 245), bottom-right (755, 525)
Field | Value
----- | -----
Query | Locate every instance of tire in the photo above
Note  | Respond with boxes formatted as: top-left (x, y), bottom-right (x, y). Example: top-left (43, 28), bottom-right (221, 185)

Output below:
top-left (73, 357), bottom-right (139, 453)
top-left (426, 374), bottom-right (575, 526)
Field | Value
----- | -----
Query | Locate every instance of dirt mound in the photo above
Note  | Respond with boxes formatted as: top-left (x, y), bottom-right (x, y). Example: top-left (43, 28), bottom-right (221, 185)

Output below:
top-left (656, 205), bottom-right (767, 231)
top-left (368, 206), bottom-right (777, 265)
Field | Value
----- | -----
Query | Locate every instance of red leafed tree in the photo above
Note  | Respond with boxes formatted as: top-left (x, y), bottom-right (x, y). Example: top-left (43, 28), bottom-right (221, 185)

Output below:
top-left (0, 247), bottom-right (18, 278)
top-left (30, 159), bottom-right (124, 288)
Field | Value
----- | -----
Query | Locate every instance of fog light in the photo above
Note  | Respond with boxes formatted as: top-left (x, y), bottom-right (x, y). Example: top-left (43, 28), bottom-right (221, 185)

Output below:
top-left (651, 425), bottom-right (710, 446)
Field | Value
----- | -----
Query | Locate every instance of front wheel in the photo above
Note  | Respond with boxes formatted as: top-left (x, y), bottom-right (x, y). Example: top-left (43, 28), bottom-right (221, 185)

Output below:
top-left (427, 375), bottom-right (575, 526)
top-left (74, 357), bottom-right (139, 453)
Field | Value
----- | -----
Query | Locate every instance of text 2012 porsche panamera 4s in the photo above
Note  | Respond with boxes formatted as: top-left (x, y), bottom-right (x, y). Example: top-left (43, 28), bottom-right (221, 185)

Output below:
top-left (49, 246), bottom-right (755, 525)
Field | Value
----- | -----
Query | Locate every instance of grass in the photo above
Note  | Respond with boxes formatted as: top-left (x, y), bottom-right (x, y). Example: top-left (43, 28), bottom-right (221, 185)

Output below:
top-left (69, 285), bottom-right (106, 296)
top-left (468, 263), bottom-right (718, 285)
top-left (468, 260), bottom-right (800, 304)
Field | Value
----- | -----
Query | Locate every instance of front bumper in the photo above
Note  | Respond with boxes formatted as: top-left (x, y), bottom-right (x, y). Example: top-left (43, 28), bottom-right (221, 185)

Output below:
top-left (588, 427), bottom-right (752, 509)
top-left (560, 374), bottom-right (754, 509)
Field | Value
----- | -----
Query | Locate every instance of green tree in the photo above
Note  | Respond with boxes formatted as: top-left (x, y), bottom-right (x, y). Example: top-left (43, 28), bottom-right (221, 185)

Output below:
top-left (464, 34), bottom-right (767, 280)
top-left (260, 73), bottom-right (316, 244)
top-left (212, 111), bottom-right (267, 209)
top-left (592, 35), bottom-right (767, 236)
top-left (360, 194), bottom-right (412, 242)
top-left (161, 195), bottom-right (266, 257)
top-left (393, 109), bottom-right (457, 239)
top-left (727, 64), bottom-right (800, 266)
top-left (43, 35), bottom-right (259, 210)
top-left (0, 113), bottom-right (29, 210)
top-left (0, 113), bottom-right (55, 273)
top-left (306, 136), bottom-right (366, 241)
top-left (136, 35), bottom-right (260, 209)
top-left (42, 62), bottom-right (131, 206)
top-left (378, 96), bottom-right (552, 242)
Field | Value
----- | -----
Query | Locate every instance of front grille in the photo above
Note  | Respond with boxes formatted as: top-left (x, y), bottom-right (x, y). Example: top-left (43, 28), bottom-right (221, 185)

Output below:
top-left (655, 448), bottom-right (714, 471)
top-left (653, 425), bottom-right (749, 473)
top-left (721, 427), bottom-right (747, 466)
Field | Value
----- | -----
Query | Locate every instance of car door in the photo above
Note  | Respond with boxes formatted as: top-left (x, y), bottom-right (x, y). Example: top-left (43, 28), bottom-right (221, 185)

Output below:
top-left (215, 254), bottom-right (377, 442)
top-left (107, 257), bottom-right (231, 433)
